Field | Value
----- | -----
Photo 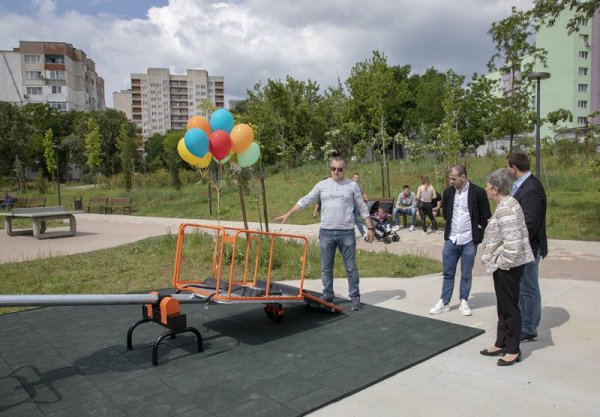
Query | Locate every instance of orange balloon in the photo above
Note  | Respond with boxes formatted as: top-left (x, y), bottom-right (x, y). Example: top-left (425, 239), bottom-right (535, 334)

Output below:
top-left (186, 116), bottom-right (211, 136)
top-left (230, 123), bottom-right (254, 153)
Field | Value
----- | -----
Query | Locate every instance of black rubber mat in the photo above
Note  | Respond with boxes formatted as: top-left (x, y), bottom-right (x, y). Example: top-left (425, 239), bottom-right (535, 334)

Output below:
top-left (0, 297), bottom-right (483, 416)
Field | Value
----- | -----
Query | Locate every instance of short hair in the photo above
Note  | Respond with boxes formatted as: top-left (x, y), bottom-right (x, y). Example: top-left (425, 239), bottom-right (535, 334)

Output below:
top-left (422, 175), bottom-right (429, 184)
top-left (486, 168), bottom-right (513, 196)
top-left (403, 184), bottom-right (410, 189)
top-left (449, 164), bottom-right (467, 177)
top-left (331, 156), bottom-right (346, 166)
top-left (507, 151), bottom-right (530, 172)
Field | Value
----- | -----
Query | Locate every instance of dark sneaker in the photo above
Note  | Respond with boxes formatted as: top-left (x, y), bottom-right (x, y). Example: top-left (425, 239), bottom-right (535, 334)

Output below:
top-left (350, 296), bottom-right (362, 310)
top-left (320, 294), bottom-right (334, 303)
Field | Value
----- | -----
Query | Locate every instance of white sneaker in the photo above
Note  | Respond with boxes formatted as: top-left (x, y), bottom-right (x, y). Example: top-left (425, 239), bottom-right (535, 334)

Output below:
top-left (459, 299), bottom-right (472, 316)
top-left (409, 225), bottom-right (415, 231)
top-left (362, 234), bottom-right (368, 241)
top-left (429, 300), bottom-right (449, 315)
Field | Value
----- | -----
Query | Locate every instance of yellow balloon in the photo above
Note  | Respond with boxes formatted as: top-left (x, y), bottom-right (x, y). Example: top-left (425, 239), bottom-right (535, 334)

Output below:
top-left (197, 152), bottom-right (212, 168)
top-left (177, 138), bottom-right (204, 167)
top-left (230, 123), bottom-right (254, 153)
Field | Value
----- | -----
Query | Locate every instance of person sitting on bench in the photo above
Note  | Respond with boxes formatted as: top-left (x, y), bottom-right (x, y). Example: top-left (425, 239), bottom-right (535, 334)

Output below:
top-left (392, 185), bottom-right (417, 231)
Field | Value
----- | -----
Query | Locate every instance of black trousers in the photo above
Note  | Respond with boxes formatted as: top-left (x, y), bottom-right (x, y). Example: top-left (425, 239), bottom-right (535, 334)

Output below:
top-left (493, 265), bottom-right (525, 354)
top-left (418, 202), bottom-right (438, 232)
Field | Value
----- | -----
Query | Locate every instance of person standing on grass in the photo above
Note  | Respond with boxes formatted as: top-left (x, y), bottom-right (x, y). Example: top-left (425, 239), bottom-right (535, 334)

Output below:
top-left (507, 151), bottom-right (548, 342)
top-left (274, 157), bottom-right (374, 311)
top-left (429, 164), bottom-right (491, 317)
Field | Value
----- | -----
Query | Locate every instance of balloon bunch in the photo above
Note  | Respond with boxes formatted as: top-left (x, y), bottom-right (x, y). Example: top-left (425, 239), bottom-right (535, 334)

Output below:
top-left (177, 109), bottom-right (260, 169)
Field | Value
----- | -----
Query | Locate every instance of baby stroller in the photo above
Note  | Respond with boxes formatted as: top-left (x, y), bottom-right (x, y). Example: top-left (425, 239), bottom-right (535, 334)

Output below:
top-left (367, 200), bottom-right (400, 244)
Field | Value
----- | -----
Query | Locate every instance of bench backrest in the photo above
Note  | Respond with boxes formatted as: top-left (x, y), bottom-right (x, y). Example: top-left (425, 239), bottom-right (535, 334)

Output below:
top-left (28, 197), bottom-right (46, 207)
top-left (88, 197), bottom-right (108, 205)
top-left (110, 197), bottom-right (132, 205)
top-left (12, 197), bottom-right (28, 208)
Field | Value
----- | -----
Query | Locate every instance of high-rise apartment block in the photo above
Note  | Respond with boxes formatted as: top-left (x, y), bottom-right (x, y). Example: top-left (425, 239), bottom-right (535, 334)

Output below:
top-left (0, 41), bottom-right (105, 111)
top-left (114, 68), bottom-right (224, 139)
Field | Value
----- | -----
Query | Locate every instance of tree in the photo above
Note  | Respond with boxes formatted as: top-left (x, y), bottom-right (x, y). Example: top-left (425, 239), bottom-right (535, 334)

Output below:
top-left (404, 68), bottom-right (447, 143)
top-left (0, 102), bottom-right (30, 178)
top-left (436, 70), bottom-right (465, 178)
top-left (43, 129), bottom-right (57, 182)
top-left (117, 124), bottom-right (139, 192)
top-left (488, 6), bottom-right (547, 151)
top-left (460, 74), bottom-right (502, 150)
top-left (144, 133), bottom-right (166, 172)
top-left (529, 0), bottom-right (600, 33)
top-left (87, 109), bottom-right (136, 176)
top-left (84, 118), bottom-right (102, 184)
top-left (163, 130), bottom-right (185, 191)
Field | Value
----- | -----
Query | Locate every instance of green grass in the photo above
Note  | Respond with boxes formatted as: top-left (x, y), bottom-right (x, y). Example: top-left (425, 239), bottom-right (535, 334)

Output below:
top-left (2, 155), bottom-right (598, 240)
top-left (0, 233), bottom-right (441, 314)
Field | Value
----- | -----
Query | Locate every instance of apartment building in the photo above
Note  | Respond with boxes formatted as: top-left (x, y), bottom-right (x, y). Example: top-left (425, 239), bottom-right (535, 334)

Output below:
top-left (114, 68), bottom-right (224, 139)
top-left (0, 41), bottom-right (105, 111)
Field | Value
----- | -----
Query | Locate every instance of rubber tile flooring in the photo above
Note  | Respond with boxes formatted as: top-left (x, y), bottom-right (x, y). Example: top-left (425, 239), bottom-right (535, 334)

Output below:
top-left (0, 299), bottom-right (482, 417)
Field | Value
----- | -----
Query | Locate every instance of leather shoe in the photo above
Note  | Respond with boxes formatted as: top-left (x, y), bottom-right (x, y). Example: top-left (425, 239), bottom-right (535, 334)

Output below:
top-left (497, 351), bottom-right (521, 366)
top-left (520, 332), bottom-right (537, 342)
top-left (480, 348), bottom-right (505, 357)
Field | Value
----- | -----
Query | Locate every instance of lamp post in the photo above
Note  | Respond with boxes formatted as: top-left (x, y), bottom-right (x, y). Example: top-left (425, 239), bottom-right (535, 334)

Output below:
top-left (54, 144), bottom-right (61, 206)
top-left (527, 71), bottom-right (551, 178)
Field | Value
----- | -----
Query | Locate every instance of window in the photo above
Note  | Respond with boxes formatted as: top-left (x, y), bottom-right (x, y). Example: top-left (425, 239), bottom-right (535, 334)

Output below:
top-left (578, 83), bottom-right (588, 93)
top-left (24, 55), bottom-right (41, 63)
top-left (51, 85), bottom-right (62, 94)
top-left (579, 51), bottom-right (588, 59)
top-left (25, 71), bottom-right (42, 80)
top-left (26, 87), bottom-right (42, 95)
top-left (580, 18), bottom-right (589, 26)
top-left (577, 116), bottom-right (588, 125)
top-left (49, 101), bottom-right (67, 111)
top-left (579, 67), bottom-right (588, 76)
top-left (578, 100), bottom-right (588, 108)
top-left (48, 70), bottom-right (65, 79)
top-left (580, 34), bottom-right (589, 44)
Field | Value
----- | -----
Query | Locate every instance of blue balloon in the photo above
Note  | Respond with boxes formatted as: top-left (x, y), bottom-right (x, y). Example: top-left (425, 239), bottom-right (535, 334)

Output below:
top-left (210, 109), bottom-right (234, 133)
top-left (184, 128), bottom-right (209, 157)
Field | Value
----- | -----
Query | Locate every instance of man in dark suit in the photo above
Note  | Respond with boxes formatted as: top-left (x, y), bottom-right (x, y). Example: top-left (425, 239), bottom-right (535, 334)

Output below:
top-left (429, 164), bottom-right (491, 316)
top-left (507, 151), bottom-right (548, 341)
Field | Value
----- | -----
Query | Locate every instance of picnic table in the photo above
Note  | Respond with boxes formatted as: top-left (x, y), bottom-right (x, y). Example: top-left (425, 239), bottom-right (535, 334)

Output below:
top-left (0, 206), bottom-right (83, 239)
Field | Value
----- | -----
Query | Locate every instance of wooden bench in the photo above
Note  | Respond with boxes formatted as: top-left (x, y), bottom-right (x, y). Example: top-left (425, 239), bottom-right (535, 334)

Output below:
top-left (11, 197), bottom-right (28, 209)
top-left (0, 206), bottom-right (81, 239)
top-left (28, 197), bottom-right (46, 208)
top-left (105, 197), bottom-right (133, 214)
top-left (87, 196), bottom-right (108, 213)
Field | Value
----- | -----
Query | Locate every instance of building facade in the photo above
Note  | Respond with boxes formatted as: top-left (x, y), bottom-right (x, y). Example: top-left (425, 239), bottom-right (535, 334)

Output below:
top-left (534, 9), bottom-right (600, 137)
top-left (114, 68), bottom-right (224, 140)
top-left (0, 41), bottom-right (105, 111)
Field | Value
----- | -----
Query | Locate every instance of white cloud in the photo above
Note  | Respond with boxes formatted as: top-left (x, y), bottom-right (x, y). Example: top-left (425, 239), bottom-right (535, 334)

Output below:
top-left (0, 0), bottom-right (533, 107)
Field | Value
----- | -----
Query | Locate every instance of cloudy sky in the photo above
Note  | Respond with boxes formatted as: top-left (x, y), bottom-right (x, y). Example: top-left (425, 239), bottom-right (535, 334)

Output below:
top-left (0, 0), bottom-right (532, 107)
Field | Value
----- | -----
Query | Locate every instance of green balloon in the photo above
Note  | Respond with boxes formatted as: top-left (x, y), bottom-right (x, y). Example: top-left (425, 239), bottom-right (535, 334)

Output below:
top-left (237, 142), bottom-right (260, 167)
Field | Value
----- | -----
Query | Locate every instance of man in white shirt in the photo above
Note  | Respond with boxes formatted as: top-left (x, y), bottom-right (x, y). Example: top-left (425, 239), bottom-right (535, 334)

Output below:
top-left (429, 164), bottom-right (491, 316)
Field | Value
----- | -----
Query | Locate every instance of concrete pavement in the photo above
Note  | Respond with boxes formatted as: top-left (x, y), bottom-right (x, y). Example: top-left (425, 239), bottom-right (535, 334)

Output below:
top-left (1, 214), bottom-right (599, 416)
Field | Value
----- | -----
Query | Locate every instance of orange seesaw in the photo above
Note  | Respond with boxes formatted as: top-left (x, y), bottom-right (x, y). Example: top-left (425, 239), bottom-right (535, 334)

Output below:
top-left (0, 223), bottom-right (342, 364)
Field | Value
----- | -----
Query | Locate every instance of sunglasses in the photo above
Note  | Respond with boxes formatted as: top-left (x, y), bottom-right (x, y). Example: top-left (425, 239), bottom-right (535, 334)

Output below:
top-left (330, 167), bottom-right (344, 173)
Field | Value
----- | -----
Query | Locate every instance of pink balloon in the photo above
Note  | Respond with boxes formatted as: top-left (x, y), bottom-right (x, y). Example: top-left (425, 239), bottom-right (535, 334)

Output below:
top-left (209, 130), bottom-right (232, 161)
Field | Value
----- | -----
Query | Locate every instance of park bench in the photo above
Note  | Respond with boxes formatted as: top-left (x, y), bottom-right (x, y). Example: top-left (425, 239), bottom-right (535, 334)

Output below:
top-left (105, 197), bottom-right (133, 214)
top-left (11, 197), bottom-right (29, 209)
top-left (87, 196), bottom-right (108, 213)
top-left (0, 206), bottom-right (82, 239)
top-left (28, 197), bottom-right (46, 208)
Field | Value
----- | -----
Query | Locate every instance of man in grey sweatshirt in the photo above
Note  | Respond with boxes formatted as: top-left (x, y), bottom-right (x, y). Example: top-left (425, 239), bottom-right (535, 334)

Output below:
top-left (274, 156), bottom-right (374, 310)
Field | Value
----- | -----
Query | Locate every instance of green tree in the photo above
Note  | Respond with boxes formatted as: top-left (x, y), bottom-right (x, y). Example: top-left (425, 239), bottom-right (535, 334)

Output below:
top-left (43, 129), bottom-right (57, 182)
top-left (163, 130), bottom-right (185, 191)
top-left (529, 0), bottom-right (600, 33)
top-left (0, 102), bottom-right (31, 178)
top-left (460, 74), bottom-right (502, 150)
top-left (436, 70), bottom-right (465, 179)
top-left (117, 124), bottom-right (139, 192)
top-left (404, 68), bottom-right (447, 143)
top-left (488, 6), bottom-right (547, 152)
top-left (144, 133), bottom-right (166, 172)
top-left (85, 118), bottom-right (102, 184)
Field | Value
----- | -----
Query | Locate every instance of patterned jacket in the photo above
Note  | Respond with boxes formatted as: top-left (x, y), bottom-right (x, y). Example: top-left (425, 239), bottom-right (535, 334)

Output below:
top-left (481, 196), bottom-right (534, 273)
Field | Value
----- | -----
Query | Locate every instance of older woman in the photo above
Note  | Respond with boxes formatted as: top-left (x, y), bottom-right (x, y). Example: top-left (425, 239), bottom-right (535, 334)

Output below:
top-left (480, 168), bottom-right (534, 366)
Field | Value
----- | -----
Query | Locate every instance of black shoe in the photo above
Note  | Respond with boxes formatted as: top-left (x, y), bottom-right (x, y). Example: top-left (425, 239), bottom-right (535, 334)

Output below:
top-left (520, 332), bottom-right (537, 342)
top-left (480, 348), bottom-right (506, 357)
top-left (497, 351), bottom-right (521, 366)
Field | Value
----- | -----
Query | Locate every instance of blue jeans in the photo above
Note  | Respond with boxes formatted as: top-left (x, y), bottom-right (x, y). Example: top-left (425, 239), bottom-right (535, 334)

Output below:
top-left (393, 207), bottom-right (416, 226)
top-left (519, 249), bottom-right (541, 334)
top-left (319, 229), bottom-right (360, 298)
top-left (353, 208), bottom-right (365, 236)
top-left (441, 240), bottom-right (477, 303)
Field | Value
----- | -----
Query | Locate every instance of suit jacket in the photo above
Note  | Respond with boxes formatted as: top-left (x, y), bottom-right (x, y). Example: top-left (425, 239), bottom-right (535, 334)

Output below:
top-left (442, 182), bottom-right (491, 244)
top-left (512, 174), bottom-right (548, 258)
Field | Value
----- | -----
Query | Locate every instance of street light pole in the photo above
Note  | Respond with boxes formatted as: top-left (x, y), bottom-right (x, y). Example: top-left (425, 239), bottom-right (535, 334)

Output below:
top-left (527, 71), bottom-right (551, 178)
top-left (54, 144), bottom-right (61, 206)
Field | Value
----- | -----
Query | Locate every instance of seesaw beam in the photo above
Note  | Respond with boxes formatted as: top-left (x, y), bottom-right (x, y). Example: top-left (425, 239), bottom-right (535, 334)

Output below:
top-left (0, 293), bottom-right (202, 307)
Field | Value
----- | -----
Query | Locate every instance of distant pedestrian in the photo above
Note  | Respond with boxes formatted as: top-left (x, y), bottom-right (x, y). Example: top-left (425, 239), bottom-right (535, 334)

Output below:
top-left (416, 175), bottom-right (439, 234)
